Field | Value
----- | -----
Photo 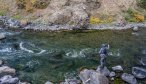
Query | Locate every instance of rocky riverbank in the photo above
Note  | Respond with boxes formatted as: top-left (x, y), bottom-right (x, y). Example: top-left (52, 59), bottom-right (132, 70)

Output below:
top-left (0, 16), bottom-right (146, 31)
top-left (45, 65), bottom-right (146, 84)
top-left (0, 60), bottom-right (30, 84)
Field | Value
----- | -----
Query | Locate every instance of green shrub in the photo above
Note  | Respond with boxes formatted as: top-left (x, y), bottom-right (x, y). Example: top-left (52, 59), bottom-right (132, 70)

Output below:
top-left (12, 15), bottom-right (21, 19)
top-left (0, 10), bottom-right (6, 16)
top-left (138, 0), bottom-right (146, 9)
top-left (125, 8), bottom-right (145, 22)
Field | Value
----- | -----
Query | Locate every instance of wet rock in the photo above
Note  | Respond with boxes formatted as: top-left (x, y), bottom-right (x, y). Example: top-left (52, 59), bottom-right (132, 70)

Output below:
top-left (0, 66), bottom-right (16, 76)
top-left (133, 26), bottom-right (139, 32)
top-left (132, 67), bottom-right (146, 79)
top-left (0, 33), bottom-right (5, 40)
top-left (45, 81), bottom-right (53, 84)
top-left (109, 72), bottom-right (116, 77)
top-left (79, 69), bottom-right (109, 84)
top-left (112, 65), bottom-right (123, 71)
top-left (121, 73), bottom-right (137, 84)
top-left (0, 75), bottom-right (19, 84)
top-left (96, 66), bottom-right (110, 76)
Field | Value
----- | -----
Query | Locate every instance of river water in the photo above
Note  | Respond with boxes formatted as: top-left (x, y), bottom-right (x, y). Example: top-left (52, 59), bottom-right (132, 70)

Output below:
top-left (0, 28), bottom-right (146, 84)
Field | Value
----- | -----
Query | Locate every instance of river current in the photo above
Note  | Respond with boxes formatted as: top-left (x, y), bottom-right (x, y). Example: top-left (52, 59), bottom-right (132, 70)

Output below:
top-left (0, 28), bottom-right (146, 84)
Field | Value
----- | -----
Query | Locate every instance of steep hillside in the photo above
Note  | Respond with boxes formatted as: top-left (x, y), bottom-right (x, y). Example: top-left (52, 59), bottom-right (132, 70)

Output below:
top-left (0, 0), bottom-right (145, 24)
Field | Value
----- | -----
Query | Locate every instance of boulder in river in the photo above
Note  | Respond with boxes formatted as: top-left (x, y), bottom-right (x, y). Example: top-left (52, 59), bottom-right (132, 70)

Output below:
top-left (121, 73), bottom-right (137, 84)
top-left (79, 69), bottom-right (109, 84)
top-left (96, 66), bottom-right (110, 76)
top-left (112, 65), bottom-right (123, 72)
top-left (0, 75), bottom-right (19, 84)
top-left (132, 67), bottom-right (146, 79)
top-left (0, 33), bottom-right (5, 40)
top-left (0, 66), bottom-right (16, 76)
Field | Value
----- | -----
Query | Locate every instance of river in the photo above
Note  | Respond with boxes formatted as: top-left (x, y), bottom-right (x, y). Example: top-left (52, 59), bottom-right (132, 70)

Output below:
top-left (0, 28), bottom-right (146, 84)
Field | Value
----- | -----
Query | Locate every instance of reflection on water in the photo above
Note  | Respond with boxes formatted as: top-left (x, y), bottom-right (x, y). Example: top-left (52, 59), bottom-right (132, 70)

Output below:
top-left (0, 28), bottom-right (146, 83)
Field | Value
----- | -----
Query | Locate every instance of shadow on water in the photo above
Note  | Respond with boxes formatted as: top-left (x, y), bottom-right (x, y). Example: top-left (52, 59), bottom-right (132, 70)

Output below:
top-left (0, 28), bottom-right (146, 83)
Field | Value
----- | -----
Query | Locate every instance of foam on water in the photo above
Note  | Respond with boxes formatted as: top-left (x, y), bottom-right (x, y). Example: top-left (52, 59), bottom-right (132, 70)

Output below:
top-left (19, 42), bottom-right (34, 53)
top-left (0, 48), bottom-right (12, 53)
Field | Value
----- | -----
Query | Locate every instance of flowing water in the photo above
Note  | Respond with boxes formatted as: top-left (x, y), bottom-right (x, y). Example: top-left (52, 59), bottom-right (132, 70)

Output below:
top-left (0, 28), bottom-right (146, 84)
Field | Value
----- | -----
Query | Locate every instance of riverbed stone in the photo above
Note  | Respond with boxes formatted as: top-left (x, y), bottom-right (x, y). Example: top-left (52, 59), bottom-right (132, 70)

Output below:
top-left (0, 75), bottom-right (19, 84)
top-left (132, 67), bottom-right (146, 79)
top-left (121, 73), bottom-right (137, 84)
top-left (0, 66), bottom-right (16, 76)
top-left (96, 66), bottom-right (110, 76)
top-left (112, 65), bottom-right (123, 71)
top-left (79, 69), bottom-right (109, 84)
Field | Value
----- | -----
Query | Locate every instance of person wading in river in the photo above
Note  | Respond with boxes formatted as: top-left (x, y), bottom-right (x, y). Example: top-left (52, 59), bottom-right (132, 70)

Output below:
top-left (98, 44), bottom-right (109, 69)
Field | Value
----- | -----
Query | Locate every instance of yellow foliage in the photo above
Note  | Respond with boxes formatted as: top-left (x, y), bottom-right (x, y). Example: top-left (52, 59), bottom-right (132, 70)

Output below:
top-left (133, 14), bottom-right (145, 22)
top-left (31, 0), bottom-right (37, 4)
top-left (90, 16), bottom-right (101, 24)
top-left (89, 16), bottom-right (113, 24)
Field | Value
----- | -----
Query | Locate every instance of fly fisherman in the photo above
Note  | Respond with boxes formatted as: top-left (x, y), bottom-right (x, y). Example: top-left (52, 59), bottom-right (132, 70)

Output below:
top-left (98, 44), bottom-right (109, 69)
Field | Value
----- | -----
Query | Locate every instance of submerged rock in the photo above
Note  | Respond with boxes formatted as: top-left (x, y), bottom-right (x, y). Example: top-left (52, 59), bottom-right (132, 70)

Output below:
top-left (96, 66), bottom-right (110, 76)
top-left (60, 78), bottom-right (80, 84)
top-left (0, 75), bottom-right (19, 84)
top-left (132, 67), bottom-right (146, 79)
top-left (0, 66), bottom-right (16, 76)
top-left (112, 65), bottom-right (123, 71)
top-left (79, 69), bottom-right (109, 84)
top-left (0, 33), bottom-right (5, 40)
top-left (0, 60), bottom-right (3, 66)
top-left (19, 82), bottom-right (31, 84)
top-left (121, 73), bottom-right (137, 84)
top-left (139, 58), bottom-right (146, 66)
